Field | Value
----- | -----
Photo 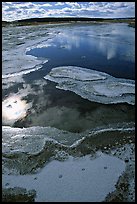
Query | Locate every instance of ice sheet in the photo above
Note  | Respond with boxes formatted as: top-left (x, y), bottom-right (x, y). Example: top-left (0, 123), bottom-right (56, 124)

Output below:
top-left (44, 66), bottom-right (135, 105)
top-left (2, 25), bottom-right (51, 77)
top-left (3, 152), bottom-right (126, 202)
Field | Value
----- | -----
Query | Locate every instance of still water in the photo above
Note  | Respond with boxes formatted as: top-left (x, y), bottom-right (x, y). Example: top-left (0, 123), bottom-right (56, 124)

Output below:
top-left (2, 22), bottom-right (135, 202)
top-left (26, 23), bottom-right (135, 80)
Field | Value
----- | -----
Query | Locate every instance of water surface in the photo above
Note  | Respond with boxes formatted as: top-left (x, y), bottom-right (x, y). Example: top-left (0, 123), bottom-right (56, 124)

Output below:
top-left (26, 23), bottom-right (135, 80)
top-left (2, 22), bottom-right (135, 202)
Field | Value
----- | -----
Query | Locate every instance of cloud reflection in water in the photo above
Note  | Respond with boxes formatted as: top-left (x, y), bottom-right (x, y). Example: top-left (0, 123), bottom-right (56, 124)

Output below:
top-left (2, 95), bottom-right (31, 126)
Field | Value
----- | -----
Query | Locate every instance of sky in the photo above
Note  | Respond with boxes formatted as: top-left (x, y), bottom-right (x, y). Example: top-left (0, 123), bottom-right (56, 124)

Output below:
top-left (2, 2), bottom-right (135, 22)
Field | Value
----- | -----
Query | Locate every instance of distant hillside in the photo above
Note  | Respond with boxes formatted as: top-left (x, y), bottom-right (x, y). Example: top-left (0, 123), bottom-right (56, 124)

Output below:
top-left (2, 17), bottom-right (135, 27)
top-left (2, 21), bottom-right (11, 26)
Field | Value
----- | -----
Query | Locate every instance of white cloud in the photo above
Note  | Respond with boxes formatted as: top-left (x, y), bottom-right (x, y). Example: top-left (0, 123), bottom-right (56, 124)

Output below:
top-left (2, 2), bottom-right (135, 22)
top-left (40, 3), bottom-right (52, 7)
top-left (65, 2), bottom-right (81, 9)
top-left (55, 2), bottom-right (65, 6)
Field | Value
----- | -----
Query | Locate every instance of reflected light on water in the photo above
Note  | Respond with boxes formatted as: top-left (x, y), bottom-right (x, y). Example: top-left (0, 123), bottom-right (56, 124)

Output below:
top-left (2, 95), bottom-right (30, 125)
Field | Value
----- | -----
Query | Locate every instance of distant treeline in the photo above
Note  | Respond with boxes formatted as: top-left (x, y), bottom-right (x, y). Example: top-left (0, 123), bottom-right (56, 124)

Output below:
top-left (13, 17), bottom-right (135, 23)
top-left (2, 17), bottom-right (135, 27)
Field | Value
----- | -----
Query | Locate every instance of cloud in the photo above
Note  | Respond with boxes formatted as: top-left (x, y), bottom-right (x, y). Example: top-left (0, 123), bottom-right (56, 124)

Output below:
top-left (38, 3), bottom-right (52, 8)
top-left (55, 2), bottom-right (65, 6)
top-left (2, 2), bottom-right (135, 22)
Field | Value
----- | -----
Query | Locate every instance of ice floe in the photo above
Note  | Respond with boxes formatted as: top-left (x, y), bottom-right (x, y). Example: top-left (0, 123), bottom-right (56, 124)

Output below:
top-left (2, 63), bottom-right (47, 79)
top-left (44, 66), bottom-right (135, 105)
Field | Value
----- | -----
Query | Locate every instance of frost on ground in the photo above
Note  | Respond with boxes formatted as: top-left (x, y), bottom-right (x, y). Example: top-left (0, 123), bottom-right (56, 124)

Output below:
top-left (44, 66), bottom-right (135, 105)
top-left (2, 123), bottom-right (135, 202)
top-left (2, 187), bottom-right (36, 202)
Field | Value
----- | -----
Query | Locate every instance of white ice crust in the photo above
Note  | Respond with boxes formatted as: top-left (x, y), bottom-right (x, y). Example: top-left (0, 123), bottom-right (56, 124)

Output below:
top-left (44, 66), bottom-right (135, 105)
top-left (2, 25), bottom-right (51, 78)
